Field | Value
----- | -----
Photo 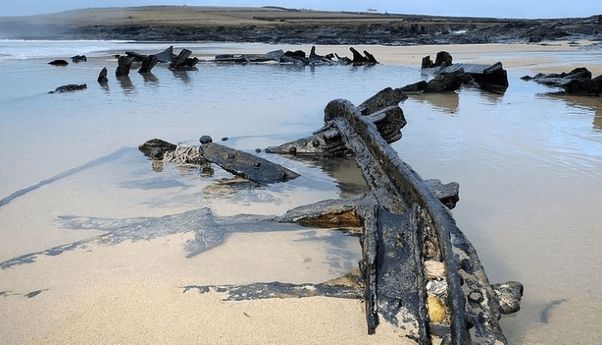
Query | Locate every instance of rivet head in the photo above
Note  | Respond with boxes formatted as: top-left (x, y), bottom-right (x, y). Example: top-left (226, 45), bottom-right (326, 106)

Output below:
top-left (253, 162), bottom-right (261, 168)
top-left (227, 153), bottom-right (235, 159)
top-left (199, 135), bottom-right (213, 144)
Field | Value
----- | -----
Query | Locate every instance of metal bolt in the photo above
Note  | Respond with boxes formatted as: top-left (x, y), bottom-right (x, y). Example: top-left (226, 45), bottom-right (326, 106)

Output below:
top-left (199, 135), bottom-right (213, 144)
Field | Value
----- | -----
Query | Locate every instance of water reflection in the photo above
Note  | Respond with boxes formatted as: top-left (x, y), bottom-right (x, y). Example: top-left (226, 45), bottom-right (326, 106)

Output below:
top-left (476, 88), bottom-right (505, 105)
top-left (172, 70), bottom-right (191, 83)
top-left (545, 93), bottom-right (602, 131)
top-left (117, 76), bottom-right (135, 94)
top-left (408, 92), bottom-right (460, 114)
top-left (291, 156), bottom-right (368, 198)
top-left (141, 72), bottom-right (159, 84)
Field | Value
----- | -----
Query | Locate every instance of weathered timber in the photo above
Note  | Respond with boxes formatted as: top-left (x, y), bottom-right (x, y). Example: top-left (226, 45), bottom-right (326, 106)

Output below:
top-left (422, 52), bottom-right (509, 92)
top-left (170, 49), bottom-right (196, 71)
top-left (363, 50), bottom-right (378, 64)
top-left (48, 59), bottom-right (68, 66)
top-left (126, 46), bottom-right (174, 63)
top-left (97, 67), bottom-right (108, 84)
top-left (325, 99), bottom-right (471, 344)
top-left (265, 87), bottom-right (407, 156)
top-left (70, 55), bottom-right (87, 63)
top-left (182, 270), bottom-right (363, 300)
top-left (309, 46), bottom-right (335, 65)
top-left (138, 55), bottom-right (159, 74)
top-left (429, 62), bottom-right (509, 92)
top-left (199, 141), bottom-right (300, 185)
top-left (265, 105), bottom-right (405, 156)
top-left (48, 84), bottom-right (87, 94)
top-left (116, 56), bottom-right (134, 77)
top-left (335, 53), bottom-right (353, 65)
top-left (523, 68), bottom-right (602, 96)
top-left (424, 179), bottom-right (459, 209)
top-left (401, 72), bottom-right (468, 93)
top-left (349, 47), bottom-right (377, 65)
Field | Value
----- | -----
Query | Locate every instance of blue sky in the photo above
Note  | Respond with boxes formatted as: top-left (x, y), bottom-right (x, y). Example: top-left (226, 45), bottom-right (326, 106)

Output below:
top-left (1, 0), bottom-right (601, 18)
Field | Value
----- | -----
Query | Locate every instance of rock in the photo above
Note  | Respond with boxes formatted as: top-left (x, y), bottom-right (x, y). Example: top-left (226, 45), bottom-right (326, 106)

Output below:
top-left (427, 295), bottom-right (447, 323)
top-left (564, 75), bottom-right (602, 96)
top-left (48, 84), bottom-right (87, 94)
top-left (524, 68), bottom-right (602, 96)
top-left (71, 55), bottom-right (87, 63)
top-left (491, 281), bottom-right (524, 314)
top-left (97, 67), bottom-right (109, 84)
top-left (48, 59), bottom-right (68, 66)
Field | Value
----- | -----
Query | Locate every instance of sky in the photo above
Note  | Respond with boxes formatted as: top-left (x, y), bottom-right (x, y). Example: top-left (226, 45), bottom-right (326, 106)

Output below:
top-left (1, 0), bottom-right (601, 19)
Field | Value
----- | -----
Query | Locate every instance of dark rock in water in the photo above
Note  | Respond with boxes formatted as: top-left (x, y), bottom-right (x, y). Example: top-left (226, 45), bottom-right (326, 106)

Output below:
top-left (434, 51), bottom-right (453, 67)
top-left (520, 75), bottom-right (533, 81)
top-left (138, 55), bottom-right (159, 74)
top-left (48, 59), bottom-right (68, 66)
top-left (491, 281), bottom-right (524, 314)
top-left (116, 56), bottom-right (134, 77)
top-left (71, 55), bottom-right (87, 63)
top-left (221, 137), bottom-right (228, 142)
top-left (97, 67), bottom-right (109, 84)
top-left (255, 148), bottom-right (261, 153)
top-left (48, 84), bottom-right (87, 94)
top-left (139, 138), bottom-right (177, 157)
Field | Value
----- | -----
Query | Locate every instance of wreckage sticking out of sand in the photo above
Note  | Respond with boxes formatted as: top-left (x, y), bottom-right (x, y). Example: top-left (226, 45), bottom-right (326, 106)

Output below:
top-left (521, 67), bottom-right (602, 96)
top-left (420, 51), bottom-right (509, 93)
top-left (1, 85), bottom-right (523, 344)
top-left (213, 46), bottom-right (378, 66)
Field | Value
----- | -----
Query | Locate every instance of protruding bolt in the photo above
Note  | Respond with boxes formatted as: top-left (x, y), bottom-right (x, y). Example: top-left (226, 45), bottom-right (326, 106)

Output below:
top-left (289, 146), bottom-right (297, 155)
top-left (199, 135), bottom-right (213, 144)
top-left (312, 140), bottom-right (320, 147)
top-left (255, 148), bottom-right (261, 153)
top-left (468, 291), bottom-right (483, 303)
top-left (227, 153), bottom-right (235, 159)
top-left (253, 162), bottom-right (261, 169)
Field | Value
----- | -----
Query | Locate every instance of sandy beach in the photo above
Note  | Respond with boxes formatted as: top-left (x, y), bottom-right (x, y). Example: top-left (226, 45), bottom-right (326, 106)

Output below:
top-left (0, 34), bottom-right (601, 345)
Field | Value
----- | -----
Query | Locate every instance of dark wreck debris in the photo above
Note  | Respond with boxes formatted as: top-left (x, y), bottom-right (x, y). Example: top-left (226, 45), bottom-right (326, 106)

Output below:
top-left (97, 67), bottom-right (109, 84)
top-left (126, 45), bottom-right (174, 63)
top-left (421, 51), bottom-right (453, 69)
top-left (266, 87), bottom-right (407, 156)
top-left (199, 141), bottom-right (300, 185)
top-left (170, 49), bottom-right (199, 71)
top-left (48, 59), bottom-right (68, 66)
top-left (138, 55), bottom-right (159, 74)
top-left (116, 56), bottom-right (134, 77)
top-left (48, 84), bottom-right (87, 94)
top-left (212, 47), bottom-right (376, 66)
top-left (523, 67), bottom-right (602, 96)
top-left (401, 71), bottom-right (469, 93)
top-left (492, 281), bottom-right (524, 314)
top-left (70, 55), bottom-right (87, 63)
top-left (349, 47), bottom-right (378, 65)
top-left (137, 137), bottom-right (299, 185)
top-left (182, 270), bottom-right (364, 300)
top-left (421, 51), bottom-right (509, 92)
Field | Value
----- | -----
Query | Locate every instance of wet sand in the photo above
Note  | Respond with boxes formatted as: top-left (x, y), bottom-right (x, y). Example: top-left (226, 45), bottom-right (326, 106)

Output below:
top-left (1, 41), bottom-right (601, 345)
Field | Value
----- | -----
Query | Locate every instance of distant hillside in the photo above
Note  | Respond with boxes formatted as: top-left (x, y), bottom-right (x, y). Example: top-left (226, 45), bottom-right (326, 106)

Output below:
top-left (0, 6), bottom-right (600, 45)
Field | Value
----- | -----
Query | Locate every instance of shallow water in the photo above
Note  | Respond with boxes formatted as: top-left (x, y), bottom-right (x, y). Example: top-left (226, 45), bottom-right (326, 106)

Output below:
top-left (0, 41), bottom-right (601, 344)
